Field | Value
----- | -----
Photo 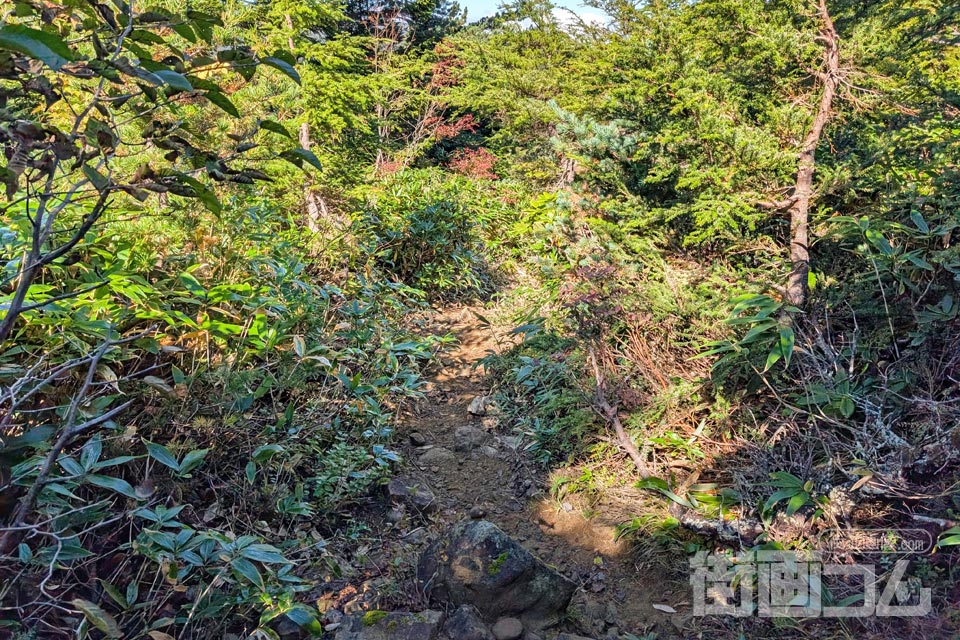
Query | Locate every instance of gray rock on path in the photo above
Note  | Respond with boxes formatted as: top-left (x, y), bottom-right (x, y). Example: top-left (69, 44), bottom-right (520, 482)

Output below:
top-left (468, 395), bottom-right (493, 416)
top-left (419, 447), bottom-right (456, 466)
top-left (441, 605), bottom-right (494, 640)
top-left (453, 425), bottom-right (492, 452)
top-left (418, 519), bottom-right (576, 630)
top-left (334, 610), bottom-right (444, 640)
top-left (480, 445), bottom-right (499, 458)
top-left (387, 475), bottom-right (437, 513)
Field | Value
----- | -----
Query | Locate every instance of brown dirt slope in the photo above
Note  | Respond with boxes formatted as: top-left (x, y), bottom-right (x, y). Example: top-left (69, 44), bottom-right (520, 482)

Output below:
top-left (396, 304), bottom-right (685, 638)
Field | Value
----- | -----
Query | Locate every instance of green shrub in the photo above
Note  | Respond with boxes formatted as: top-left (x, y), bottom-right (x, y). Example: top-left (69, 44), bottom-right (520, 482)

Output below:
top-left (482, 331), bottom-right (596, 464)
top-left (354, 169), bottom-right (492, 300)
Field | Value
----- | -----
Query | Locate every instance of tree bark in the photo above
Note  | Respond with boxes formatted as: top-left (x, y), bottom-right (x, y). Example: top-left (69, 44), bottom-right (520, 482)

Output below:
top-left (299, 122), bottom-right (325, 234)
top-left (556, 156), bottom-right (576, 189)
top-left (785, 0), bottom-right (840, 307)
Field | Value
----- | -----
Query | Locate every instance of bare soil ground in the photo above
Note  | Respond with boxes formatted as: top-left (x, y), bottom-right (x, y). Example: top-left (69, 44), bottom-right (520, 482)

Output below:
top-left (394, 304), bottom-right (688, 638)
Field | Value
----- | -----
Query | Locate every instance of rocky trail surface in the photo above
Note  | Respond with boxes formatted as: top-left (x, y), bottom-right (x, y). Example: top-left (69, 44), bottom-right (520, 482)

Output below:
top-left (320, 305), bottom-right (687, 640)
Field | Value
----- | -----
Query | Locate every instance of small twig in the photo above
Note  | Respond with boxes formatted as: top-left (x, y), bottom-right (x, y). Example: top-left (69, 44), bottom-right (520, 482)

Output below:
top-left (910, 514), bottom-right (958, 529)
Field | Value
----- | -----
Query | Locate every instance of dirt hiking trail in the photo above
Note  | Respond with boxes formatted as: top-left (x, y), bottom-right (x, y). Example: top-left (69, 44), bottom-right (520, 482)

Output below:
top-left (396, 304), bottom-right (685, 638)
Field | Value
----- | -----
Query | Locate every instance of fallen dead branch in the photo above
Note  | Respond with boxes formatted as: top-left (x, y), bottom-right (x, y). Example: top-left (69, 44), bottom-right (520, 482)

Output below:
top-left (587, 344), bottom-right (652, 478)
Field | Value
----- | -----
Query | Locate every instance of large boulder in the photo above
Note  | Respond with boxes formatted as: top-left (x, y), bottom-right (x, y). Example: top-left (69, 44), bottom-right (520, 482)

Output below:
top-left (334, 610), bottom-right (444, 640)
top-left (418, 520), bottom-right (576, 629)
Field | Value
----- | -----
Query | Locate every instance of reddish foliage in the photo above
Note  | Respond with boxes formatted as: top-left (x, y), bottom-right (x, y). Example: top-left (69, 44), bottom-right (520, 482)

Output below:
top-left (378, 158), bottom-right (404, 175)
top-left (436, 114), bottom-right (478, 140)
top-left (447, 147), bottom-right (499, 180)
top-left (428, 42), bottom-right (465, 90)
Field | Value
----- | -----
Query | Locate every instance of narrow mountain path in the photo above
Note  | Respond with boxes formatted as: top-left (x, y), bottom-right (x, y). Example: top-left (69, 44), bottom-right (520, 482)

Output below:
top-left (397, 304), bottom-right (682, 638)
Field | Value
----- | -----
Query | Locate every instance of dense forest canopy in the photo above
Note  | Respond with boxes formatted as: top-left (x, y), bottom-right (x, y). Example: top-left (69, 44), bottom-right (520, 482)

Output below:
top-left (1, 0), bottom-right (959, 637)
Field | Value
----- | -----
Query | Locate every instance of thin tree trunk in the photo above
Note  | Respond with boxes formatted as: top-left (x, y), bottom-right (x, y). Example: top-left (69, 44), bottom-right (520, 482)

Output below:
top-left (785, 0), bottom-right (840, 307)
top-left (556, 157), bottom-right (576, 189)
top-left (285, 15), bottom-right (295, 51)
top-left (299, 122), bottom-right (323, 234)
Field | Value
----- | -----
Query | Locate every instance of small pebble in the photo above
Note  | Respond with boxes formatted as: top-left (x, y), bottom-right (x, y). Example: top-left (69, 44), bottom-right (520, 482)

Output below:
top-left (491, 617), bottom-right (523, 640)
top-left (469, 505), bottom-right (487, 519)
top-left (386, 508), bottom-right (404, 524)
top-left (409, 432), bottom-right (428, 446)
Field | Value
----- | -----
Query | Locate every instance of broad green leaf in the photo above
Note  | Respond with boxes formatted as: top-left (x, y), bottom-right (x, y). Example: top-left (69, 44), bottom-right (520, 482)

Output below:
top-left (905, 252), bottom-right (934, 270)
top-left (2, 425), bottom-right (54, 451)
top-left (689, 342), bottom-right (735, 360)
top-left (280, 148), bottom-right (322, 172)
top-left (778, 325), bottom-right (795, 368)
top-left (142, 375), bottom-right (174, 394)
top-left (88, 474), bottom-right (139, 498)
top-left (786, 492), bottom-right (809, 515)
top-left (98, 579), bottom-right (129, 610)
top-left (292, 335), bottom-right (306, 357)
top-left (178, 449), bottom-right (208, 475)
top-left (937, 526), bottom-right (960, 548)
top-left (83, 165), bottom-right (110, 191)
top-left (261, 56), bottom-right (301, 84)
top-left (636, 477), bottom-right (695, 508)
top-left (204, 90), bottom-right (239, 117)
top-left (865, 228), bottom-right (894, 257)
top-left (910, 209), bottom-right (929, 234)
top-left (175, 173), bottom-right (221, 215)
top-left (231, 557), bottom-right (264, 588)
top-left (242, 543), bottom-right (288, 564)
top-left (129, 29), bottom-right (166, 45)
top-left (186, 10), bottom-right (224, 26)
top-left (90, 459), bottom-right (133, 480)
top-left (769, 471), bottom-right (804, 488)
top-left (738, 321), bottom-right (777, 346)
top-left (838, 396), bottom-right (855, 418)
top-left (126, 581), bottom-right (139, 606)
top-left (70, 599), bottom-right (122, 638)
top-left (145, 441), bottom-right (180, 471)
top-left (515, 364), bottom-right (534, 382)
top-left (252, 444), bottom-right (283, 463)
top-left (763, 346), bottom-right (782, 372)
top-left (154, 69), bottom-right (192, 91)
top-left (81, 435), bottom-right (103, 470)
top-left (178, 272), bottom-right (206, 296)
top-left (171, 23), bottom-right (196, 43)
top-left (764, 488), bottom-right (800, 512)
top-left (59, 455), bottom-right (85, 476)
top-left (0, 25), bottom-right (77, 70)
top-left (259, 120), bottom-right (291, 138)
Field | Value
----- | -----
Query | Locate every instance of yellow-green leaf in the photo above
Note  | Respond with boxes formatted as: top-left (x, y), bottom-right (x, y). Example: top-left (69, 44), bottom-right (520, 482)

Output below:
top-left (71, 599), bottom-right (122, 638)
